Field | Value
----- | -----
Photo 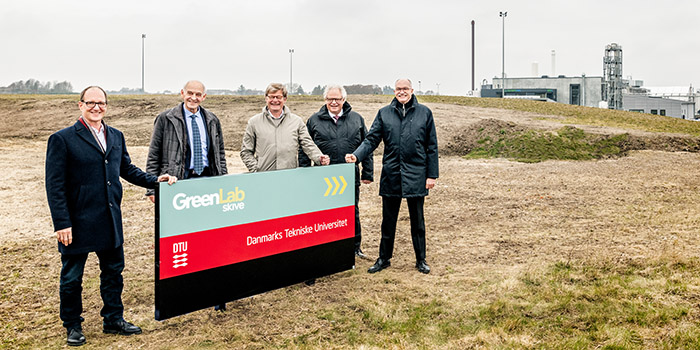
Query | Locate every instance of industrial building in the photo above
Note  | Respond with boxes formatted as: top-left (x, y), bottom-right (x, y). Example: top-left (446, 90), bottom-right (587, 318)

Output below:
top-left (485, 75), bottom-right (604, 108)
top-left (479, 43), bottom-right (697, 120)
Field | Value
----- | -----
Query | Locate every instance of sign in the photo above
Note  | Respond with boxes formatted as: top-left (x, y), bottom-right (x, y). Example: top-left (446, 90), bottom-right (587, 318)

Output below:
top-left (154, 164), bottom-right (355, 320)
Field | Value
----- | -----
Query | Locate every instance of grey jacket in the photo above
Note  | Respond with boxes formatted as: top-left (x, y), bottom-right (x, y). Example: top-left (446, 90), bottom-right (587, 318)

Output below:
top-left (146, 103), bottom-right (227, 195)
top-left (240, 105), bottom-right (323, 172)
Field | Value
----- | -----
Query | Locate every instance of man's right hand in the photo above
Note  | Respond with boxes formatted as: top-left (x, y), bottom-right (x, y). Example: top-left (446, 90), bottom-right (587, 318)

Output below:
top-left (148, 195), bottom-right (155, 203)
top-left (56, 227), bottom-right (72, 246)
top-left (345, 154), bottom-right (357, 163)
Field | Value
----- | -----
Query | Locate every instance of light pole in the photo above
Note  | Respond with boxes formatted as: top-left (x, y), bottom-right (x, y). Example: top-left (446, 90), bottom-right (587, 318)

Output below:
top-left (418, 80), bottom-right (422, 94)
top-left (289, 48), bottom-right (294, 95)
top-left (141, 34), bottom-right (146, 93)
top-left (499, 11), bottom-right (507, 98)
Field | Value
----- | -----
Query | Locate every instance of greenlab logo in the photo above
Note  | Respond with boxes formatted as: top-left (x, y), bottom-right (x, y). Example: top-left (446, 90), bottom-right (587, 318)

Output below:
top-left (172, 187), bottom-right (246, 212)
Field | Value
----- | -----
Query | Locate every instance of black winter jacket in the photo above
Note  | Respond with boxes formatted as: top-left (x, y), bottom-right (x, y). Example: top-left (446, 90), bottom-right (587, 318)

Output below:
top-left (353, 95), bottom-right (438, 197)
top-left (299, 102), bottom-right (373, 184)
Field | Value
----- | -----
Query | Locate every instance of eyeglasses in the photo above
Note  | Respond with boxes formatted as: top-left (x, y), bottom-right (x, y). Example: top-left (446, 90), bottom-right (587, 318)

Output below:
top-left (81, 101), bottom-right (107, 109)
top-left (325, 98), bottom-right (344, 103)
top-left (395, 87), bottom-right (411, 92)
top-left (266, 95), bottom-right (285, 100)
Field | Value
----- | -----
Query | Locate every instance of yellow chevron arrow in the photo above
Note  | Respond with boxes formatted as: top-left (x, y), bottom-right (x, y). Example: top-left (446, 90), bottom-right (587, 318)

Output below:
top-left (339, 176), bottom-right (347, 194)
top-left (324, 177), bottom-right (332, 197)
top-left (332, 177), bottom-right (340, 196)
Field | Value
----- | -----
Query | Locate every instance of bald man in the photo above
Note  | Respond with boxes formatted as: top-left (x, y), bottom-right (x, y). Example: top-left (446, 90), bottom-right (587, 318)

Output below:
top-left (146, 80), bottom-right (228, 310)
top-left (146, 80), bottom-right (227, 194)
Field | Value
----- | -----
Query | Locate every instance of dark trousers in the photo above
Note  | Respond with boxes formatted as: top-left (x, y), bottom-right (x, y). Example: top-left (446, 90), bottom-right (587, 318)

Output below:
top-left (354, 183), bottom-right (362, 249)
top-left (59, 245), bottom-right (125, 330)
top-left (379, 196), bottom-right (426, 262)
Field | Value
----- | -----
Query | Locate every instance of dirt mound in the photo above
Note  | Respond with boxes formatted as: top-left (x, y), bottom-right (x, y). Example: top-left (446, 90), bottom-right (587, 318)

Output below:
top-left (444, 118), bottom-right (700, 158)
top-left (442, 119), bottom-right (527, 156)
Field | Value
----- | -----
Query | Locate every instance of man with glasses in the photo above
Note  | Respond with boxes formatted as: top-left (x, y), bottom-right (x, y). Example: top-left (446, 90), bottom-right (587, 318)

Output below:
top-left (240, 83), bottom-right (330, 172)
top-left (146, 80), bottom-right (228, 311)
top-left (299, 85), bottom-right (374, 260)
top-left (345, 79), bottom-right (439, 274)
top-left (46, 86), bottom-right (177, 346)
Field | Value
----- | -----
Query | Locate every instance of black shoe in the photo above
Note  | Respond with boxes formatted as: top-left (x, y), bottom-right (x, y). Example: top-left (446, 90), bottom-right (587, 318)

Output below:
top-left (214, 303), bottom-right (226, 311)
top-left (304, 278), bottom-right (316, 286)
top-left (416, 260), bottom-right (431, 274)
top-left (355, 248), bottom-right (371, 260)
top-left (66, 328), bottom-right (86, 347)
top-left (368, 258), bottom-right (390, 273)
top-left (103, 319), bottom-right (142, 336)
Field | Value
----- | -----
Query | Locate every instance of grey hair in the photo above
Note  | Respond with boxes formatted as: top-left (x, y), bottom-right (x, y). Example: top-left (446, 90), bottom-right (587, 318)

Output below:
top-left (323, 85), bottom-right (347, 100)
top-left (183, 80), bottom-right (206, 93)
top-left (394, 78), bottom-right (413, 88)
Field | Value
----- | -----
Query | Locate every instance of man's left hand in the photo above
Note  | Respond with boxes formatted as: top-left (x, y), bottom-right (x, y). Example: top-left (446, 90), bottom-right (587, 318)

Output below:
top-left (319, 155), bottom-right (330, 166)
top-left (426, 178), bottom-right (436, 189)
top-left (157, 174), bottom-right (178, 185)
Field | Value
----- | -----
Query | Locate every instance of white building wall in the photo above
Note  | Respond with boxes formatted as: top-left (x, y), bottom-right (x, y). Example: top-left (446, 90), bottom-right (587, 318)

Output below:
top-left (493, 76), bottom-right (603, 108)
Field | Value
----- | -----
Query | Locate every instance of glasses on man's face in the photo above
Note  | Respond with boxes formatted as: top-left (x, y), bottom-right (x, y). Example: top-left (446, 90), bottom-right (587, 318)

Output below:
top-left (81, 101), bottom-right (107, 109)
top-left (395, 87), bottom-right (411, 92)
top-left (266, 95), bottom-right (285, 101)
top-left (325, 98), bottom-right (344, 103)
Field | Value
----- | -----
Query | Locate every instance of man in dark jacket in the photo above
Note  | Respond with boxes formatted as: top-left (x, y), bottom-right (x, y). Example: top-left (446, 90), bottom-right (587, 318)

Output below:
top-left (346, 79), bottom-right (439, 274)
top-left (146, 80), bottom-right (229, 311)
top-left (299, 85), bottom-right (374, 259)
top-left (46, 86), bottom-right (177, 346)
top-left (146, 80), bottom-right (227, 202)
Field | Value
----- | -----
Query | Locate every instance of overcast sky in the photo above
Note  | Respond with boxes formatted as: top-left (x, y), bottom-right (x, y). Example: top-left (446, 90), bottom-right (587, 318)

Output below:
top-left (2, 0), bottom-right (697, 96)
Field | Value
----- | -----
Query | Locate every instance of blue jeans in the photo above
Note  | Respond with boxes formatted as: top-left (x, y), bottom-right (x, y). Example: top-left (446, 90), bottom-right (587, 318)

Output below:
top-left (59, 245), bottom-right (124, 330)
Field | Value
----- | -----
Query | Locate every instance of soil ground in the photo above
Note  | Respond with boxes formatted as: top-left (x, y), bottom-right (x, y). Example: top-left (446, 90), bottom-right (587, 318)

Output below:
top-left (1, 95), bottom-right (699, 349)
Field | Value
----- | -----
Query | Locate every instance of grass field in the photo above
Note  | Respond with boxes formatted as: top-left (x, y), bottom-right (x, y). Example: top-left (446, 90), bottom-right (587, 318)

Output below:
top-left (2, 94), bottom-right (700, 349)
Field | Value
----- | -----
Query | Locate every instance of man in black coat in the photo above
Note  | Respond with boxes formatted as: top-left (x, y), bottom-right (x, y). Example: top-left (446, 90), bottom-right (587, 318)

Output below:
top-left (346, 79), bottom-right (439, 274)
top-left (299, 85), bottom-right (374, 259)
top-left (45, 86), bottom-right (177, 346)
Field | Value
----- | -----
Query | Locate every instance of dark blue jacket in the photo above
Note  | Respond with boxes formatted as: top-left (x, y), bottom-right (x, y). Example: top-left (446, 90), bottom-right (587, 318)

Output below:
top-left (299, 102), bottom-right (373, 184)
top-left (46, 120), bottom-right (157, 254)
top-left (354, 95), bottom-right (439, 197)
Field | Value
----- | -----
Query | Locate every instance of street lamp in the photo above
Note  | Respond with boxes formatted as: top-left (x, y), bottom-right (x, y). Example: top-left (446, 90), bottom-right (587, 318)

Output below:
top-left (499, 11), bottom-right (507, 98)
top-left (418, 80), bottom-right (422, 94)
top-left (141, 34), bottom-right (146, 93)
top-left (289, 48), bottom-right (294, 95)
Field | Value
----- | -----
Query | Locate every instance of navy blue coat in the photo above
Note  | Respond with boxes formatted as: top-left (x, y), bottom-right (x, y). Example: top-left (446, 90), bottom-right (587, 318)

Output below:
top-left (46, 120), bottom-right (158, 254)
top-left (299, 102), bottom-right (374, 185)
top-left (354, 95), bottom-right (439, 198)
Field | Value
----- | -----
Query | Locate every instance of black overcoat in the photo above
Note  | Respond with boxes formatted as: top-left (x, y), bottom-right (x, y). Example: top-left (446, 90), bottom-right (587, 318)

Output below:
top-left (354, 95), bottom-right (439, 197)
top-left (299, 102), bottom-right (374, 184)
top-left (46, 120), bottom-right (157, 254)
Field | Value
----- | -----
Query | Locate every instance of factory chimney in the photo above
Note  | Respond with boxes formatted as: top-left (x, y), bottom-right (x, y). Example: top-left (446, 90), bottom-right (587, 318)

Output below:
top-left (551, 50), bottom-right (556, 76)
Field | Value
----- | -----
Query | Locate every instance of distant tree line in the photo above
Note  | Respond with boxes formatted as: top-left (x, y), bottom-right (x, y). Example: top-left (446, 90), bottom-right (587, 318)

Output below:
top-left (0, 79), bottom-right (73, 94)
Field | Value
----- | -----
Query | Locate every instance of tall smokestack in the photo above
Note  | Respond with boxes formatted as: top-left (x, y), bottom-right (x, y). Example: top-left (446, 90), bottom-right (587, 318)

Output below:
top-left (551, 50), bottom-right (556, 76)
top-left (471, 20), bottom-right (475, 92)
top-left (531, 62), bottom-right (539, 77)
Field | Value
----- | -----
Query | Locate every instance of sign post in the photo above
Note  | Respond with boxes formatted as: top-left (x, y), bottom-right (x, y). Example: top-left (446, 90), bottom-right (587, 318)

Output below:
top-left (154, 164), bottom-right (355, 320)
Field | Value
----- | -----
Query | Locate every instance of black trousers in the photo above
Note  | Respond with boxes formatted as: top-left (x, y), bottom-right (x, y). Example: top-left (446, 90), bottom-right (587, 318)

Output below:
top-left (379, 196), bottom-right (426, 262)
top-left (354, 183), bottom-right (362, 249)
top-left (59, 245), bottom-right (124, 330)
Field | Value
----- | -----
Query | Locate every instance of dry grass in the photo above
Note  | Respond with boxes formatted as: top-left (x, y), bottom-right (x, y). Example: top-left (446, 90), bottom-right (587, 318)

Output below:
top-left (2, 95), bottom-right (700, 349)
